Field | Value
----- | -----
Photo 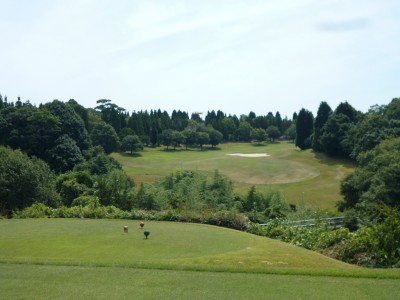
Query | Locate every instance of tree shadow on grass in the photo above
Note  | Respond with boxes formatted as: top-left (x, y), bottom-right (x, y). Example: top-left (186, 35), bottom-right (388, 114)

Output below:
top-left (251, 141), bottom-right (282, 147)
top-left (313, 151), bottom-right (355, 168)
top-left (158, 148), bottom-right (182, 152)
top-left (251, 142), bottom-right (267, 147)
top-left (207, 146), bottom-right (221, 151)
top-left (118, 152), bottom-right (143, 158)
top-left (157, 146), bottom-right (222, 152)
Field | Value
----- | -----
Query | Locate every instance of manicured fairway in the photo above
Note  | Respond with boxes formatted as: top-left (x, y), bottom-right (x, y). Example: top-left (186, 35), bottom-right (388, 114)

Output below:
top-left (1, 264), bottom-right (400, 300)
top-left (112, 142), bottom-right (354, 210)
top-left (1, 219), bottom-right (399, 299)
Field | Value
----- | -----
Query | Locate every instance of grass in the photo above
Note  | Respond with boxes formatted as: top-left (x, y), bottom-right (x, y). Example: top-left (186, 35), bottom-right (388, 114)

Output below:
top-left (1, 219), bottom-right (400, 299)
top-left (2, 264), bottom-right (400, 300)
top-left (112, 142), bottom-right (354, 210)
top-left (0, 219), bottom-right (355, 272)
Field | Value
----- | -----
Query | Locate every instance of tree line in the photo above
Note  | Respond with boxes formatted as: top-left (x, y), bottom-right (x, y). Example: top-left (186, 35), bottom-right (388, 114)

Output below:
top-left (1, 94), bottom-right (399, 216)
top-left (1, 93), bottom-right (400, 267)
top-left (0, 94), bottom-right (291, 216)
top-left (1, 94), bottom-right (399, 210)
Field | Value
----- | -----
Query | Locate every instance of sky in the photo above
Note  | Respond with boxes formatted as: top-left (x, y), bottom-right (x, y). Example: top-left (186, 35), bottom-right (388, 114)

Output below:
top-left (0, 0), bottom-right (399, 118)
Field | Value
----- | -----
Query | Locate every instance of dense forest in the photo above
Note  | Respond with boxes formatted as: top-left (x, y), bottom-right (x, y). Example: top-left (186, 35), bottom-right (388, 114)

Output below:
top-left (1, 93), bottom-right (400, 267)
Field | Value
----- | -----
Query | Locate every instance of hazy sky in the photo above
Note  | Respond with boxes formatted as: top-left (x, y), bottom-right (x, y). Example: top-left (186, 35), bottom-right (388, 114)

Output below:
top-left (1, 0), bottom-right (399, 118)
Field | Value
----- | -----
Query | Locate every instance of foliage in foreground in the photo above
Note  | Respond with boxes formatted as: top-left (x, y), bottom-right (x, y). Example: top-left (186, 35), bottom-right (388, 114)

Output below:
top-left (248, 204), bottom-right (400, 268)
top-left (13, 202), bottom-right (249, 231)
top-left (14, 199), bottom-right (400, 268)
top-left (0, 146), bottom-right (60, 216)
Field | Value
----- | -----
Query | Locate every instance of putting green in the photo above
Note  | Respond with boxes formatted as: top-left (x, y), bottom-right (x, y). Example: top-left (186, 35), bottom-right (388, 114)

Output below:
top-left (113, 142), bottom-right (320, 185)
top-left (191, 156), bottom-right (319, 185)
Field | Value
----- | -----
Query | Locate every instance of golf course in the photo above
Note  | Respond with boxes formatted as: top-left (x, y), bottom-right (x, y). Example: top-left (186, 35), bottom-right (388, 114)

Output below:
top-left (1, 142), bottom-right (400, 299)
top-left (112, 142), bottom-right (354, 210)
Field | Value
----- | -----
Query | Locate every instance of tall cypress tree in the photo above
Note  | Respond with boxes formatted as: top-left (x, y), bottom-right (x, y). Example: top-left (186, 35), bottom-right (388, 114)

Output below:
top-left (312, 101), bottom-right (332, 151)
top-left (295, 108), bottom-right (314, 150)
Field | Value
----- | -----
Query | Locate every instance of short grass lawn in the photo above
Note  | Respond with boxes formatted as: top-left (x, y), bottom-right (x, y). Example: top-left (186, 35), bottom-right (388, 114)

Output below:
top-left (1, 219), bottom-right (399, 299)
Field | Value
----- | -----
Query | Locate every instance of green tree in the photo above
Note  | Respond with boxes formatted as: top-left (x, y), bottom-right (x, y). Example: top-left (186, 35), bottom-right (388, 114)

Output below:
top-left (43, 100), bottom-right (90, 150)
top-left (45, 134), bottom-right (85, 173)
top-left (235, 121), bottom-right (252, 142)
top-left (95, 99), bottom-right (127, 133)
top-left (149, 124), bottom-right (158, 146)
top-left (118, 127), bottom-right (135, 141)
top-left (320, 113), bottom-right (353, 156)
top-left (318, 102), bottom-right (359, 157)
top-left (120, 135), bottom-right (144, 154)
top-left (171, 110), bottom-right (189, 131)
top-left (159, 129), bottom-right (175, 150)
top-left (275, 112), bottom-right (283, 134)
top-left (0, 147), bottom-right (60, 216)
top-left (95, 169), bottom-right (134, 210)
top-left (207, 128), bottom-right (223, 147)
top-left (340, 137), bottom-right (400, 209)
top-left (295, 108), bottom-right (314, 150)
top-left (67, 99), bottom-right (89, 130)
top-left (335, 101), bottom-right (359, 123)
top-left (56, 170), bottom-right (93, 206)
top-left (196, 132), bottom-right (209, 150)
top-left (25, 109), bottom-right (61, 158)
top-left (243, 185), bottom-right (259, 212)
top-left (285, 123), bottom-right (296, 141)
top-left (250, 128), bottom-right (267, 143)
top-left (182, 128), bottom-right (197, 149)
top-left (75, 148), bottom-right (122, 175)
top-left (1, 104), bottom-right (36, 151)
top-left (344, 100), bottom-right (400, 159)
top-left (90, 121), bottom-right (120, 154)
top-left (219, 117), bottom-right (237, 141)
top-left (265, 125), bottom-right (281, 142)
top-left (312, 101), bottom-right (332, 151)
top-left (172, 130), bottom-right (185, 150)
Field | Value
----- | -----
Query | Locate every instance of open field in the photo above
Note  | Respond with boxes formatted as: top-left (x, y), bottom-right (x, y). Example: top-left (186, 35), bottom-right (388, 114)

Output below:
top-left (112, 142), bottom-right (354, 210)
top-left (1, 219), bottom-right (399, 299)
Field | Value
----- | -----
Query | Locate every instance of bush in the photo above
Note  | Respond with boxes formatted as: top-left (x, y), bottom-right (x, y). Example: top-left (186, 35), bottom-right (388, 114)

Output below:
top-left (72, 195), bottom-right (101, 208)
top-left (130, 209), bottom-right (156, 220)
top-left (206, 210), bottom-right (249, 230)
top-left (13, 203), bottom-right (52, 218)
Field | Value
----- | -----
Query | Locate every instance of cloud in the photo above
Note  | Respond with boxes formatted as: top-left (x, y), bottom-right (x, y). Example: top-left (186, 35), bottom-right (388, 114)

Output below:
top-left (316, 17), bottom-right (371, 32)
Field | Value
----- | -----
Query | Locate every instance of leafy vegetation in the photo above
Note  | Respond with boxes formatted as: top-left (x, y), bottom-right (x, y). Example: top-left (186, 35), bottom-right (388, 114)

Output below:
top-left (1, 93), bottom-right (400, 270)
top-left (0, 147), bottom-right (60, 216)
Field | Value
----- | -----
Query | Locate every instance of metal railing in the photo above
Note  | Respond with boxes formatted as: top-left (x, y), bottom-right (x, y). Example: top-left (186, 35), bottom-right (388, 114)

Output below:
top-left (259, 216), bottom-right (345, 228)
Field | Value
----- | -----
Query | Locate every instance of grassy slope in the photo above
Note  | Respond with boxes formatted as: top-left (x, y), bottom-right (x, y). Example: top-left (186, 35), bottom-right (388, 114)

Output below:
top-left (0, 219), bottom-right (355, 272)
top-left (1, 219), bottom-right (398, 277)
top-left (112, 142), bottom-right (354, 210)
top-left (1, 219), bottom-right (399, 299)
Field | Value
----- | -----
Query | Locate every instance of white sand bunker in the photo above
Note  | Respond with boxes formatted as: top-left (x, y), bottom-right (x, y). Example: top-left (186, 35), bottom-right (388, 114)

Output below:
top-left (227, 153), bottom-right (270, 157)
